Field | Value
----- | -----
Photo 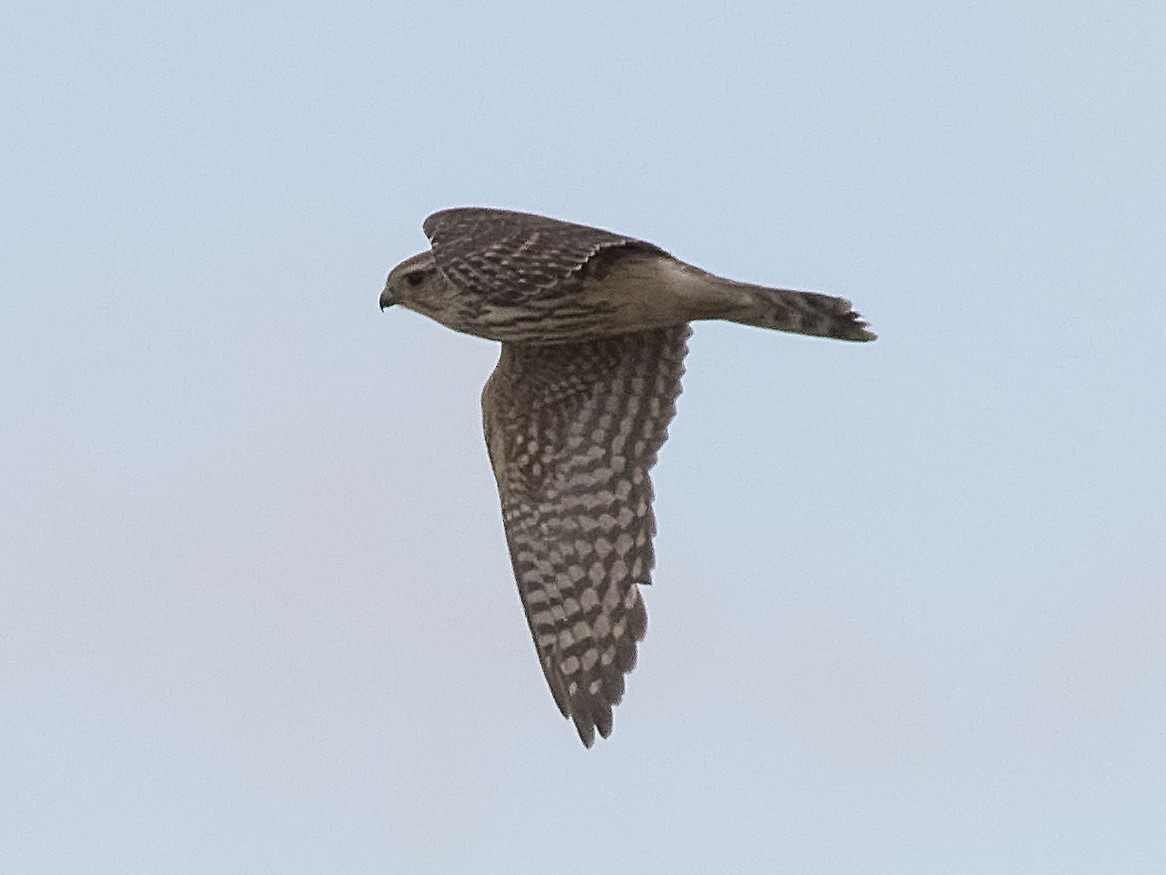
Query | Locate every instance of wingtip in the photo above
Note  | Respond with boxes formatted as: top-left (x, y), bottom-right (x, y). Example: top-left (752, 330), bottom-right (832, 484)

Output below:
top-left (573, 713), bottom-right (597, 748)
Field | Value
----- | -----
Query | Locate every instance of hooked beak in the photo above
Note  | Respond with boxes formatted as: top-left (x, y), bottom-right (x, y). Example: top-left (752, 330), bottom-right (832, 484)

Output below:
top-left (379, 281), bottom-right (396, 311)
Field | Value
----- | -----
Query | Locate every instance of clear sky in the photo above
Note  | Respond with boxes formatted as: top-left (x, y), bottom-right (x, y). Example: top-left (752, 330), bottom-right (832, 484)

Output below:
top-left (3, 1), bottom-right (1165, 872)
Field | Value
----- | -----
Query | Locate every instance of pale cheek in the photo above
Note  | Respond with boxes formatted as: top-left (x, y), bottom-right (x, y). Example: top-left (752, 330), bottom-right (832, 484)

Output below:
top-left (418, 285), bottom-right (451, 313)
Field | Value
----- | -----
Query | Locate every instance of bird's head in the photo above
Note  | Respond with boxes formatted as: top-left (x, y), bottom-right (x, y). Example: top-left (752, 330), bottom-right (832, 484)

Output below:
top-left (380, 251), bottom-right (444, 312)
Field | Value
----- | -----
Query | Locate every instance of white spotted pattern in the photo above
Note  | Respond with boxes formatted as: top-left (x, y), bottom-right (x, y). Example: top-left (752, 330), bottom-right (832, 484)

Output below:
top-left (481, 326), bottom-right (689, 746)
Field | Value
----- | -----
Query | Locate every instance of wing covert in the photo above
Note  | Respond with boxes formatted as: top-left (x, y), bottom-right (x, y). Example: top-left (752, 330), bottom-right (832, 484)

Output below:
top-left (424, 208), bottom-right (666, 306)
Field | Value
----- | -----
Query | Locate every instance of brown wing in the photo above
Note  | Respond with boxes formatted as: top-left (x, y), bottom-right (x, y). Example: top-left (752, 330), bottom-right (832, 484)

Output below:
top-left (481, 326), bottom-right (690, 746)
top-left (423, 207), bottom-right (667, 306)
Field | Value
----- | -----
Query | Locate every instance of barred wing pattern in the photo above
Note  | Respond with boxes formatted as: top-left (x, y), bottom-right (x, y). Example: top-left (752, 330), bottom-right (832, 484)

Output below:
top-left (481, 326), bottom-right (691, 746)
top-left (424, 207), bottom-right (666, 306)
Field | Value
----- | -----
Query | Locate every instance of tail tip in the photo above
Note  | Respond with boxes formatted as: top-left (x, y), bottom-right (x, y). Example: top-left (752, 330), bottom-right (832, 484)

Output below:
top-left (832, 298), bottom-right (876, 342)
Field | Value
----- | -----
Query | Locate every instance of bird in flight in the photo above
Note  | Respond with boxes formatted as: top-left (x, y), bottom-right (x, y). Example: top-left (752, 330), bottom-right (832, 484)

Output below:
top-left (380, 207), bottom-right (875, 746)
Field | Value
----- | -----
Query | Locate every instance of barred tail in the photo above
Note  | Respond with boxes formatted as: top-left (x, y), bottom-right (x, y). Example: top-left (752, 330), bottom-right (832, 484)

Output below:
top-left (723, 282), bottom-right (877, 342)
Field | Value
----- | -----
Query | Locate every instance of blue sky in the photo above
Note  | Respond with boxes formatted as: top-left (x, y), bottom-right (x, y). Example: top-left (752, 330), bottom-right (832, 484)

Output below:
top-left (3, 1), bottom-right (1164, 871)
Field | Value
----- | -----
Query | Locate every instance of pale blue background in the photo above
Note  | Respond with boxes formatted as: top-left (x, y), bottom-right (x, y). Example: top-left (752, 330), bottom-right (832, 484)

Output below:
top-left (3, 1), bottom-right (1164, 872)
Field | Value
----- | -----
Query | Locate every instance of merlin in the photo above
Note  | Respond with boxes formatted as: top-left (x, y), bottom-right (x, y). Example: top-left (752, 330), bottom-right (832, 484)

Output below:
top-left (380, 207), bottom-right (875, 746)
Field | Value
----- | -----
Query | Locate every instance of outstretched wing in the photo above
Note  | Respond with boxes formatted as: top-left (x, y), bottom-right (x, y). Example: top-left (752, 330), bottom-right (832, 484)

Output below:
top-left (424, 207), bottom-right (667, 306)
top-left (481, 325), bottom-right (690, 746)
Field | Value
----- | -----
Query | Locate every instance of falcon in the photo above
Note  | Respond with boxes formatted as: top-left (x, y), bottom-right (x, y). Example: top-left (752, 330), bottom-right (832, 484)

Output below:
top-left (380, 207), bottom-right (875, 746)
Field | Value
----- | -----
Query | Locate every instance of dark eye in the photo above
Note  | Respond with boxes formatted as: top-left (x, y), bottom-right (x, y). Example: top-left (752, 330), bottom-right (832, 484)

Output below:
top-left (405, 271), bottom-right (426, 287)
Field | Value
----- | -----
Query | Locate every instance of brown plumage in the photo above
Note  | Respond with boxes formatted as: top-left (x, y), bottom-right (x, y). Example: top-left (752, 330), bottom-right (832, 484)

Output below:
top-left (380, 207), bottom-right (875, 746)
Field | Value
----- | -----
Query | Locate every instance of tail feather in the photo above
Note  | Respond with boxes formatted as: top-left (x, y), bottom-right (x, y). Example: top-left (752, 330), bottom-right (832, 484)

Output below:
top-left (727, 284), bottom-right (877, 342)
